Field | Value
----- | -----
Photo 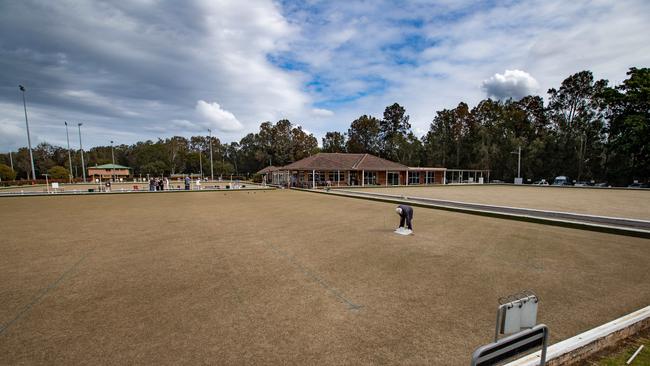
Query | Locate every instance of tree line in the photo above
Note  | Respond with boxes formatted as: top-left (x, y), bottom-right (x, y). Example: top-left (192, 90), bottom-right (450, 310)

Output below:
top-left (1, 67), bottom-right (648, 185)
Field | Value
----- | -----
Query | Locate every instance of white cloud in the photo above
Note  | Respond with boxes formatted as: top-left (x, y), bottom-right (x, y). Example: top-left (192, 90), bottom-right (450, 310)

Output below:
top-left (195, 100), bottom-right (243, 132)
top-left (278, 0), bottom-right (650, 139)
top-left (481, 70), bottom-right (540, 100)
top-left (57, 89), bottom-right (140, 117)
top-left (0, 0), bottom-right (313, 148)
top-left (1, 0), bottom-right (649, 150)
top-left (311, 108), bottom-right (334, 117)
top-left (0, 119), bottom-right (26, 151)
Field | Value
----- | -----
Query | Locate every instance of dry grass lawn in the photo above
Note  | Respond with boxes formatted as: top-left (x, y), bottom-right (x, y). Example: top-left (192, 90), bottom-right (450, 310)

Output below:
top-left (356, 185), bottom-right (650, 220)
top-left (1, 190), bottom-right (649, 365)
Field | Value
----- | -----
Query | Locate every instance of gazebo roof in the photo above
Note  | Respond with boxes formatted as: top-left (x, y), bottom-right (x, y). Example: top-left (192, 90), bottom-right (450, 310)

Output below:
top-left (91, 164), bottom-right (132, 170)
top-left (256, 165), bottom-right (279, 174)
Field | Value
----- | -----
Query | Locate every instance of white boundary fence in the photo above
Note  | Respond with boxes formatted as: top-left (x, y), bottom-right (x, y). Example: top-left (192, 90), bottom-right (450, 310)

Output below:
top-left (505, 305), bottom-right (650, 366)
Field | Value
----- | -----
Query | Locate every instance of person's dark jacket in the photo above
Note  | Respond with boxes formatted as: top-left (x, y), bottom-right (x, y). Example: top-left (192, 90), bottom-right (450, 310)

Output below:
top-left (398, 204), bottom-right (413, 230)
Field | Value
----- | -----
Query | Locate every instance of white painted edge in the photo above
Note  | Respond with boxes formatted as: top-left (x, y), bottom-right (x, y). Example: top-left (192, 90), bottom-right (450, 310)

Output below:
top-left (504, 305), bottom-right (650, 366)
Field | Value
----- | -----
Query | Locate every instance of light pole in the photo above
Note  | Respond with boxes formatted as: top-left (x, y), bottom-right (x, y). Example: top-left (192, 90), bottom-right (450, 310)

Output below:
top-left (19, 85), bottom-right (36, 180)
top-left (510, 146), bottom-right (521, 182)
top-left (208, 129), bottom-right (214, 181)
top-left (43, 173), bottom-right (50, 193)
top-left (77, 123), bottom-right (86, 182)
top-left (232, 146), bottom-right (238, 175)
top-left (110, 140), bottom-right (116, 182)
top-left (199, 146), bottom-right (203, 179)
top-left (9, 151), bottom-right (14, 171)
top-left (64, 121), bottom-right (73, 183)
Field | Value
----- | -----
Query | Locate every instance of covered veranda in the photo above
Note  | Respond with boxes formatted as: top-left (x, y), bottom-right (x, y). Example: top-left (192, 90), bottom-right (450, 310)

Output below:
top-left (445, 169), bottom-right (490, 184)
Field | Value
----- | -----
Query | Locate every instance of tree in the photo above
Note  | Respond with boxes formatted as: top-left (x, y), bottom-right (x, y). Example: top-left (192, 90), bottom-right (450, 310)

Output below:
top-left (468, 99), bottom-right (503, 172)
top-left (127, 140), bottom-right (167, 176)
top-left (140, 161), bottom-right (168, 176)
top-left (164, 136), bottom-right (189, 175)
top-left (272, 119), bottom-right (293, 165)
top-left (291, 125), bottom-right (319, 160)
top-left (47, 166), bottom-right (70, 179)
top-left (424, 109), bottom-right (453, 167)
top-left (0, 164), bottom-right (17, 180)
top-left (395, 132), bottom-right (423, 166)
top-left (33, 142), bottom-right (57, 176)
top-left (424, 103), bottom-right (473, 168)
top-left (237, 119), bottom-right (319, 172)
top-left (346, 115), bottom-right (381, 154)
top-left (602, 67), bottom-right (650, 184)
top-left (322, 132), bottom-right (346, 153)
top-left (380, 103), bottom-right (411, 160)
top-left (13, 148), bottom-right (33, 179)
top-left (547, 71), bottom-right (608, 180)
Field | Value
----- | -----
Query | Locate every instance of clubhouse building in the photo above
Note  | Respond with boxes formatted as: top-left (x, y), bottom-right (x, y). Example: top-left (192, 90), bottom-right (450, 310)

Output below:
top-left (262, 153), bottom-right (452, 188)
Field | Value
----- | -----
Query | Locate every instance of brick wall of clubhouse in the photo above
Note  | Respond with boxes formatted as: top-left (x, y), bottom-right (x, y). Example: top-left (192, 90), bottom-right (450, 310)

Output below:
top-left (293, 170), bottom-right (444, 186)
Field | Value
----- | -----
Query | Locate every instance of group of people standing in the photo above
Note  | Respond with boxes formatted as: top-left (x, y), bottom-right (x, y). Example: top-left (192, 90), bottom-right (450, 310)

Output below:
top-left (149, 177), bottom-right (169, 191)
top-left (144, 176), bottom-right (209, 191)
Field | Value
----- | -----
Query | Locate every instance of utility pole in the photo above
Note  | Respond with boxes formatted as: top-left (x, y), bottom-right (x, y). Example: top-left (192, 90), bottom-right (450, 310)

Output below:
top-left (110, 140), bottom-right (116, 182)
top-left (517, 145), bottom-right (521, 179)
top-left (199, 147), bottom-right (203, 179)
top-left (208, 129), bottom-right (214, 181)
top-left (19, 85), bottom-right (36, 180)
top-left (9, 151), bottom-right (14, 171)
top-left (78, 123), bottom-right (86, 182)
top-left (64, 122), bottom-right (73, 183)
top-left (510, 146), bottom-right (522, 183)
top-left (43, 173), bottom-right (50, 193)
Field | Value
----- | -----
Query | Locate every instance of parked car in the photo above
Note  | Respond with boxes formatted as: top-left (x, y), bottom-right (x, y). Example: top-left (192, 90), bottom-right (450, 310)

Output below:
top-left (573, 181), bottom-right (593, 187)
top-left (628, 182), bottom-right (649, 188)
top-left (552, 176), bottom-right (572, 186)
top-left (532, 179), bottom-right (549, 185)
top-left (594, 182), bottom-right (610, 188)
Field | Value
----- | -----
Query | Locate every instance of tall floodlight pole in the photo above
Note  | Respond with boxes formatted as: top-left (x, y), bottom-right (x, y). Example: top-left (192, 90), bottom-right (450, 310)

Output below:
top-left (77, 123), bottom-right (86, 182)
top-left (9, 151), bottom-right (14, 170)
top-left (510, 146), bottom-right (522, 182)
top-left (19, 85), bottom-right (36, 180)
top-left (208, 129), bottom-right (214, 181)
top-left (199, 147), bottom-right (203, 178)
top-left (64, 121), bottom-right (73, 183)
top-left (110, 140), bottom-right (116, 182)
top-left (517, 146), bottom-right (521, 178)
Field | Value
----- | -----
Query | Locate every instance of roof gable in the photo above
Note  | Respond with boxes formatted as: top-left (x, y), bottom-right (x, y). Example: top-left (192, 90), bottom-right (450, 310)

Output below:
top-left (355, 154), bottom-right (409, 170)
top-left (280, 153), bottom-right (407, 171)
top-left (256, 165), bottom-right (278, 174)
top-left (91, 164), bottom-right (131, 169)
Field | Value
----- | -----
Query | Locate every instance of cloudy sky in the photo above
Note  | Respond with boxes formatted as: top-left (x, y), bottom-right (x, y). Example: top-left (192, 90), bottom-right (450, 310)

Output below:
top-left (1, 0), bottom-right (649, 151)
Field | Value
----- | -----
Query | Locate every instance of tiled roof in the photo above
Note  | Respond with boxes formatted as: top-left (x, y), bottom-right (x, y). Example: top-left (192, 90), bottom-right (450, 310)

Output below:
top-left (280, 153), bottom-right (408, 171)
top-left (90, 164), bottom-right (131, 169)
top-left (256, 165), bottom-right (278, 174)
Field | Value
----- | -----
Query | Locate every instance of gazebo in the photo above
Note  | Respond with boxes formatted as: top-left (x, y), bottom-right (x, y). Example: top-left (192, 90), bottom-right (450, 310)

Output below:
top-left (256, 165), bottom-right (278, 184)
top-left (88, 164), bottom-right (132, 181)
